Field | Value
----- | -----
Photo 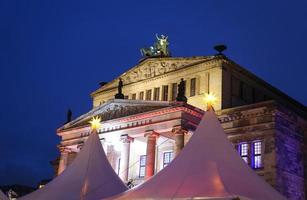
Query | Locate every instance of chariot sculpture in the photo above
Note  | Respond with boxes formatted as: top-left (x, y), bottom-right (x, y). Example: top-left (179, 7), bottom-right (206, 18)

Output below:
top-left (140, 34), bottom-right (171, 57)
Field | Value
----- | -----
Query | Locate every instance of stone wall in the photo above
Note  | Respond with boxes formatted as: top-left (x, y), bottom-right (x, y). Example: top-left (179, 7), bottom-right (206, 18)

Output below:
top-left (218, 101), bottom-right (307, 199)
top-left (275, 107), bottom-right (305, 200)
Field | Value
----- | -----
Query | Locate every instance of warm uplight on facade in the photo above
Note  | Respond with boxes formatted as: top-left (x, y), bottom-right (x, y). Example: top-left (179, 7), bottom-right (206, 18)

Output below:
top-left (204, 92), bottom-right (217, 110)
top-left (89, 116), bottom-right (101, 130)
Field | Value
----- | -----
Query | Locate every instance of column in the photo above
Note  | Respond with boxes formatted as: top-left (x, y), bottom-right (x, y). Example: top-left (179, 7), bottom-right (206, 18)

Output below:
top-left (145, 130), bottom-right (159, 179)
top-left (172, 126), bottom-right (188, 157)
top-left (58, 148), bottom-right (69, 175)
top-left (106, 144), bottom-right (117, 171)
top-left (119, 134), bottom-right (134, 182)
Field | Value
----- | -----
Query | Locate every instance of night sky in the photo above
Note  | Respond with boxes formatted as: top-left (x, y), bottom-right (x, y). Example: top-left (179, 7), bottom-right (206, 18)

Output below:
top-left (0, 1), bottom-right (306, 187)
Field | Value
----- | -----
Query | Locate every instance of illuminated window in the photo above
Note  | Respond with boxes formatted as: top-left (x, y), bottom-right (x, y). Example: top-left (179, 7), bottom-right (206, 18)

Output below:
top-left (238, 143), bottom-right (249, 164)
top-left (139, 91), bottom-right (144, 100)
top-left (171, 83), bottom-right (177, 101)
top-left (153, 87), bottom-right (160, 101)
top-left (146, 90), bottom-right (152, 100)
top-left (132, 93), bottom-right (136, 100)
top-left (163, 151), bottom-right (173, 168)
top-left (162, 85), bottom-right (168, 101)
top-left (190, 78), bottom-right (196, 96)
top-left (252, 141), bottom-right (262, 169)
top-left (139, 155), bottom-right (146, 178)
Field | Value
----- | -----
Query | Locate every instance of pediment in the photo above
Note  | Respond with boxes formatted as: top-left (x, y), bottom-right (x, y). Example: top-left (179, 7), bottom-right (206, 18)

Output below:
top-left (59, 99), bottom-right (171, 131)
top-left (94, 56), bottom-right (213, 94)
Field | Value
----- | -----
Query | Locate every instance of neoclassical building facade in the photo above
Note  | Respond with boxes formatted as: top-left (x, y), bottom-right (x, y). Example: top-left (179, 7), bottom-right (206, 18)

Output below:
top-left (56, 54), bottom-right (307, 200)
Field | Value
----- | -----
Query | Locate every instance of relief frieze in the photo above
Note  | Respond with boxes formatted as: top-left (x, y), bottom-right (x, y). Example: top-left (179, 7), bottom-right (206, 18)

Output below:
top-left (101, 58), bottom-right (209, 91)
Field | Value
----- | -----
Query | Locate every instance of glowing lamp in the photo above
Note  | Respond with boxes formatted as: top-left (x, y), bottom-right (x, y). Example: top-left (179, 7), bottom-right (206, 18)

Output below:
top-left (204, 92), bottom-right (217, 110)
top-left (89, 116), bottom-right (101, 131)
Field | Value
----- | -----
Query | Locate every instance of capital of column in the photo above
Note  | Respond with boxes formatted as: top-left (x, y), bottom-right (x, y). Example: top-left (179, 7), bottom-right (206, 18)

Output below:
top-left (172, 126), bottom-right (188, 135)
top-left (172, 126), bottom-right (188, 157)
top-left (120, 134), bottom-right (134, 143)
top-left (144, 130), bottom-right (160, 138)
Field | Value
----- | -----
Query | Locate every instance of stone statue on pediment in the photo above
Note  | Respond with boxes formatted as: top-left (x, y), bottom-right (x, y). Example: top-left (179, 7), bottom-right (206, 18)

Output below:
top-left (176, 78), bottom-right (187, 103)
top-left (115, 78), bottom-right (125, 99)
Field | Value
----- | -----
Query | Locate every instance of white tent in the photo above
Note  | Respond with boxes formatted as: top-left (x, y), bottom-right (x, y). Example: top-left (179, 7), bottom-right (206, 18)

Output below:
top-left (0, 190), bottom-right (8, 200)
top-left (111, 109), bottom-right (286, 200)
top-left (19, 132), bottom-right (127, 200)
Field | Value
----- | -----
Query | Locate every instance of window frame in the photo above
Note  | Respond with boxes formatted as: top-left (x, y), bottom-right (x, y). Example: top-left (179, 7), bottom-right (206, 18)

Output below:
top-left (139, 91), bottom-right (144, 100)
top-left (252, 141), bottom-right (263, 169)
top-left (163, 151), bottom-right (173, 168)
top-left (190, 78), bottom-right (196, 96)
top-left (153, 87), bottom-right (160, 101)
top-left (238, 142), bottom-right (249, 164)
top-left (139, 155), bottom-right (146, 178)
top-left (162, 85), bottom-right (168, 101)
top-left (146, 89), bottom-right (152, 101)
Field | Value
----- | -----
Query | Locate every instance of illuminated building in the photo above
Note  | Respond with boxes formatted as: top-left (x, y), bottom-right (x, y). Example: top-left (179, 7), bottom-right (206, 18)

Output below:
top-left (55, 42), bottom-right (307, 199)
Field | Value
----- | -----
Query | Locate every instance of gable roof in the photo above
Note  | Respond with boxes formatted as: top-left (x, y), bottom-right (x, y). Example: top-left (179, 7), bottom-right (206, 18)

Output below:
top-left (19, 132), bottom-right (127, 200)
top-left (110, 109), bottom-right (286, 200)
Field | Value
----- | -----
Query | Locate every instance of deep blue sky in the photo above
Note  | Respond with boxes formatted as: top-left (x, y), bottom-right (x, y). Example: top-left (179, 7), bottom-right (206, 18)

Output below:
top-left (0, 1), bottom-right (306, 187)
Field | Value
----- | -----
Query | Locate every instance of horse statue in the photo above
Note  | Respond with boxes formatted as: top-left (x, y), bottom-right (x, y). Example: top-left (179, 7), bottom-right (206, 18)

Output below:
top-left (140, 34), bottom-right (170, 57)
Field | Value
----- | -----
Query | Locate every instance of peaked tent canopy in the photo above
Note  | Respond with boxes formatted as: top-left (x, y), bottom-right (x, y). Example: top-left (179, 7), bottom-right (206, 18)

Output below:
top-left (19, 131), bottom-right (127, 200)
top-left (111, 109), bottom-right (286, 200)
top-left (0, 190), bottom-right (8, 200)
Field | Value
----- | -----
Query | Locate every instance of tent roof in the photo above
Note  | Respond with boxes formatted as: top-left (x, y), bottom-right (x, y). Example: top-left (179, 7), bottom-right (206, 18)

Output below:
top-left (19, 132), bottom-right (127, 200)
top-left (0, 190), bottom-right (8, 200)
top-left (111, 109), bottom-right (286, 200)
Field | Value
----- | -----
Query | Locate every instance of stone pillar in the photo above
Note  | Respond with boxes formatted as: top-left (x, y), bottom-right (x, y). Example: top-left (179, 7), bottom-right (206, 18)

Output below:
top-left (145, 131), bottom-right (159, 179)
top-left (106, 144), bottom-right (117, 171)
top-left (119, 134), bottom-right (134, 182)
top-left (58, 148), bottom-right (69, 175)
top-left (172, 126), bottom-right (188, 156)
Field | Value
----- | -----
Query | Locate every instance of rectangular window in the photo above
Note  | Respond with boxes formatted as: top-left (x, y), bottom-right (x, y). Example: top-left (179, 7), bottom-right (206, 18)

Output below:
top-left (190, 78), bottom-right (196, 96)
top-left (171, 83), bottom-right (177, 101)
top-left (124, 95), bottom-right (129, 99)
top-left (132, 93), bottom-right (136, 100)
top-left (139, 91), bottom-right (144, 100)
top-left (239, 143), bottom-right (249, 164)
top-left (252, 141), bottom-right (262, 169)
top-left (163, 152), bottom-right (173, 168)
top-left (153, 87), bottom-right (160, 101)
top-left (162, 85), bottom-right (168, 101)
top-left (146, 90), bottom-right (152, 100)
top-left (139, 155), bottom-right (146, 178)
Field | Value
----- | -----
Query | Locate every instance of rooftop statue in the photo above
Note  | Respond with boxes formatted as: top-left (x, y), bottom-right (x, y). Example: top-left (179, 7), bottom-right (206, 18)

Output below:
top-left (140, 34), bottom-right (171, 57)
top-left (115, 78), bottom-right (125, 99)
top-left (176, 78), bottom-right (187, 103)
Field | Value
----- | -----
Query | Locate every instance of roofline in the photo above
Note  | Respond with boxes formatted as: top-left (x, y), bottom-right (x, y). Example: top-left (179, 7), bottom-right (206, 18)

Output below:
top-left (223, 57), bottom-right (307, 118)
